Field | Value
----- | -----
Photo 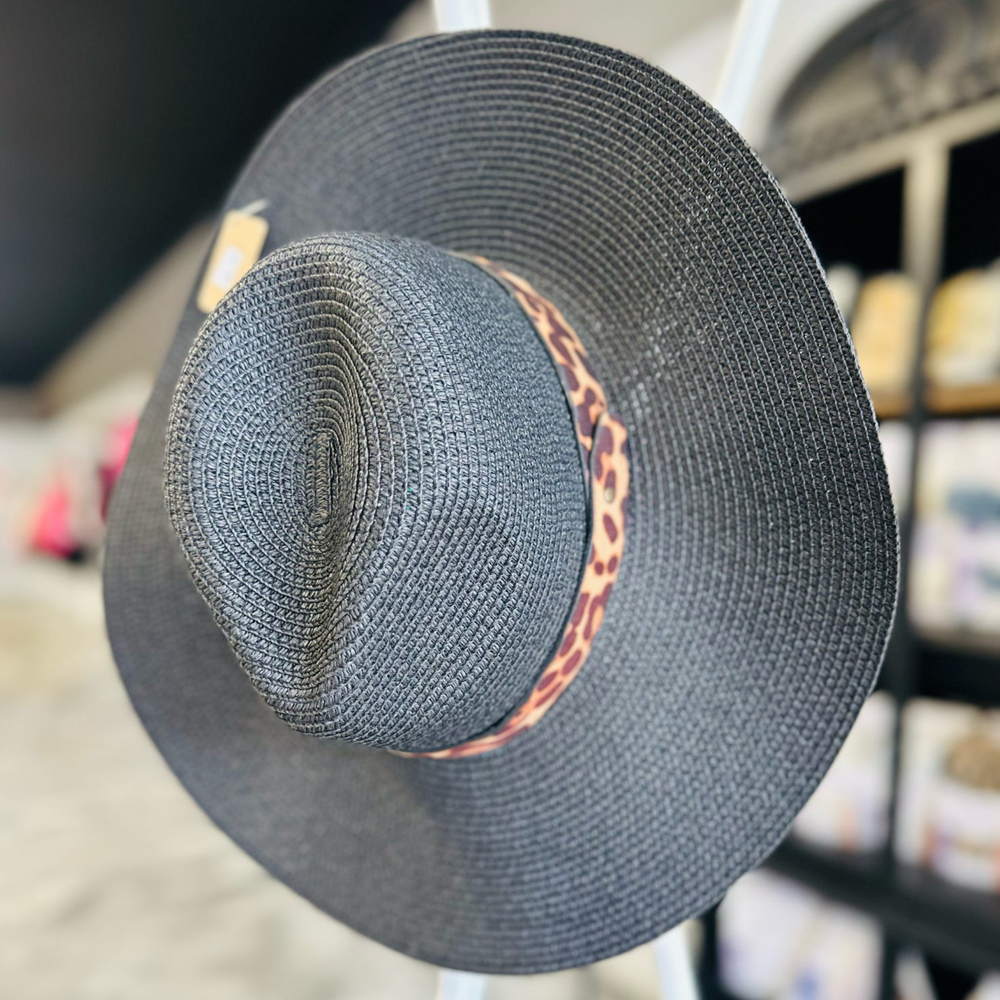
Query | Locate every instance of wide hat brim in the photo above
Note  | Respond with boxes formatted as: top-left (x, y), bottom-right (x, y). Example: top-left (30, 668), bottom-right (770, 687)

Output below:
top-left (104, 31), bottom-right (897, 974)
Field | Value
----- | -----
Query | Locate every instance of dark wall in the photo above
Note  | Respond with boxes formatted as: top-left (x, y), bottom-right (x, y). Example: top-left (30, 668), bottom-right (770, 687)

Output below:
top-left (0, 0), bottom-right (412, 383)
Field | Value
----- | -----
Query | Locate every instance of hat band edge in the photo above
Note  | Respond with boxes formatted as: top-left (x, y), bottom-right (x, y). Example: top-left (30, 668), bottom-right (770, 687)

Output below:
top-left (394, 258), bottom-right (630, 760)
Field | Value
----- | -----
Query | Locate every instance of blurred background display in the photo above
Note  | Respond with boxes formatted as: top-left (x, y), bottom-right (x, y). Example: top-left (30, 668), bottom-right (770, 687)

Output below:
top-left (910, 421), bottom-right (1000, 635)
top-left (3, 0), bottom-right (1000, 997)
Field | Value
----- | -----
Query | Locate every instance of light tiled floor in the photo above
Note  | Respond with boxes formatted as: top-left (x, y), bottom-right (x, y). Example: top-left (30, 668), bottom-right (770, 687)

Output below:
top-left (1, 562), bottom-right (663, 1000)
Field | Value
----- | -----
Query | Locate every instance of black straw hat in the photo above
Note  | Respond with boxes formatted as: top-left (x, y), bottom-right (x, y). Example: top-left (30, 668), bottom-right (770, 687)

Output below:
top-left (104, 30), bottom-right (898, 974)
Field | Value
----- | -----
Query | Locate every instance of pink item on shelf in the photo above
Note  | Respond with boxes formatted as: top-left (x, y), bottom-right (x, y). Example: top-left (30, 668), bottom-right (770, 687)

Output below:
top-left (99, 416), bottom-right (138, 519)
top-left (29, 479), bottom-right (80, 560)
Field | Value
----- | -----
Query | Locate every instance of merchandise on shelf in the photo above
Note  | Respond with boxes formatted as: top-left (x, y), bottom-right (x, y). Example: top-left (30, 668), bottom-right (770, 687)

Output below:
top-left (29, 473), bottom-right (96, 561)
top-left (792, 692), bottom-right (895, 854)
top-left (97, 416), bottom-right (137, 519)
top-left (896, 698), bottom-right (1000, 893)
top-left (928, 727), bottom-right (1000, 891)
top-left (848, 272), bottom-right (921, 399)
top-left (718, 869), bottom-right (881, 1000)
top-left (0, 376), bottom-right (147, 570)
top-left (909, 420), bottom-right (1000, 634)
top-left (925, 267), bottom-right (1000, 388)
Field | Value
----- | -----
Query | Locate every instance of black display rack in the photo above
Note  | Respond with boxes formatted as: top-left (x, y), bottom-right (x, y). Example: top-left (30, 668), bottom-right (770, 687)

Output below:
top-left (768, 842), bottom-right (1000, 975)
top-left (701, 81), bottom-right (1000, 1000)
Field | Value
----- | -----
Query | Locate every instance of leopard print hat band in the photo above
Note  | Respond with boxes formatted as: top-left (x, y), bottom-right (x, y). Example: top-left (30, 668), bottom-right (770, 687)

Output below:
top-left (397, 258), bottom-right (630, 759)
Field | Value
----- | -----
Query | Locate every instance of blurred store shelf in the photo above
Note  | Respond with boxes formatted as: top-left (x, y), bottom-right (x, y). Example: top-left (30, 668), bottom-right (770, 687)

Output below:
top-left (927, 382), bottom-right (1000, 419)
top-left (871, 382), bottom-right (1000, 420)
top-left (915, 631), bottom-right (1000, 707)
top-left (870, 388), bottom-right (913, 420)
top-left (766, 841), bottom-right (1000, 977)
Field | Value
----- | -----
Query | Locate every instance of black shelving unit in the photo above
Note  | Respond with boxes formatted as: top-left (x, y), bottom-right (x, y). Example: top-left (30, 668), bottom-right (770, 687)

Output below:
top-left (917, 632), bottom-right (1000, 706)
top-left (703, 31), bottom-right (1000, 1000)
top-left (768, 842), bottom-right (1000, 977)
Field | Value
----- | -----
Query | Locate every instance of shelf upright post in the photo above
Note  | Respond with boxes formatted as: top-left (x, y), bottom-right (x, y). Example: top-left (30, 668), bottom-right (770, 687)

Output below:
top-left (903, 144), bottom-right (950, 297)
top-left (886, 140), bottom-right (951, 833)
top-left (888, 137), bottom-right (950, 792)
top-left (876, 139), bottom-right (951, 1000)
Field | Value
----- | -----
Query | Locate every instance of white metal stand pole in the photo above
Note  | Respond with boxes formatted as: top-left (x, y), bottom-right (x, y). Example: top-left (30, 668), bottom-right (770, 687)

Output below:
top-left (653, 925), bottom-right (700, 1000)
top-left (712, 0), bottom-right (781, 131)
top-left (433, 0), bottom-right (491, 33)
top-left (435, 969), bottom-right (489, 1000)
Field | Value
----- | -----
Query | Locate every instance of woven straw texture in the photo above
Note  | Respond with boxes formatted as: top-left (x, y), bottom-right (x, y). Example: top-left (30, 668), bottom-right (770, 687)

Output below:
top-left (164, 235), bottom-right (588, 751)
top-left (104, 31), bottom-right (898, 974)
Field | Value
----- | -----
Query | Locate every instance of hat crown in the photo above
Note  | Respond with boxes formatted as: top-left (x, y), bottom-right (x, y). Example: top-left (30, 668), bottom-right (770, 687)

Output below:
top-left (165, 233), bottom-right (588, 752)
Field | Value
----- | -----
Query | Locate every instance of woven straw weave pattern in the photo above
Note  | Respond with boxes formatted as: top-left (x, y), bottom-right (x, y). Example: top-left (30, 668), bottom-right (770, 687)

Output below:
top-left (165, 235), bottom-right (588, 752)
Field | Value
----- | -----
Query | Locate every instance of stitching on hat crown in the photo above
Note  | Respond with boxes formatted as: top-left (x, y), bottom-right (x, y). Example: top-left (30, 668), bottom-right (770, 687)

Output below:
top-left (164, 232), bottom-right (588, 753)
top-left (305, 431), bottom-right (335, 528)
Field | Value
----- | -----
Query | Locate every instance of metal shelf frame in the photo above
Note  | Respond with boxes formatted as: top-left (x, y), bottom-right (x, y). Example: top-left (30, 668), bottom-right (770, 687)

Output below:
top-left (780, 94), bottom-right (1000, 206)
